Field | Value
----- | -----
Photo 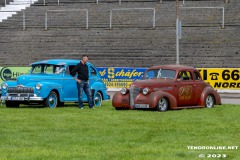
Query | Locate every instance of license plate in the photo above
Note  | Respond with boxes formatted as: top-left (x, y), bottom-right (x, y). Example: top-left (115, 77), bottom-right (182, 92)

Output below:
top-left (134, 104), bottom-right (149, 108)
top-left (11, 97), bottom-right (25, 101)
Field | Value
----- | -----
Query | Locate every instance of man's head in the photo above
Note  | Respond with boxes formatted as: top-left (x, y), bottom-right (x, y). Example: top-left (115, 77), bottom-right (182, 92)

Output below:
top-left (82, 55), bottom-right (89, 64)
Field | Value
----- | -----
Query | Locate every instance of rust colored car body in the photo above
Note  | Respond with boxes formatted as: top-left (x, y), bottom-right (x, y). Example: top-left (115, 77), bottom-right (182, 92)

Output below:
top-left (112, 65), bottom-right (221, 111)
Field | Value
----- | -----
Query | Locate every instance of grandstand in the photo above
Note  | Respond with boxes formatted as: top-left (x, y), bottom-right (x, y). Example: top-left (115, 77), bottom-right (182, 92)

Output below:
top-left (0, 0), bottom-right (239, 67)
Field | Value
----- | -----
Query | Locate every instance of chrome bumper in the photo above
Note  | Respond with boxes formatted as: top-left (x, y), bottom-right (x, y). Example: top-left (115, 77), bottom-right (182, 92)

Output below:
top-left (1, 96), bottom-right (44, 101)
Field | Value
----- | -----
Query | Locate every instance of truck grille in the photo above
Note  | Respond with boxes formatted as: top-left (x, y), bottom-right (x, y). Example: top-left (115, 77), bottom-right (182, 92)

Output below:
top-left (8, 87), bottom-right (34, 94)
top-left (129, 87), bottom-right (141, 106)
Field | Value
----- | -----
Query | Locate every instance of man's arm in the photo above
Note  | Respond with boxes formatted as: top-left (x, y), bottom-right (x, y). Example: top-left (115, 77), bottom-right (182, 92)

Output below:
top-left (71, 64), bottom-right (81, 83)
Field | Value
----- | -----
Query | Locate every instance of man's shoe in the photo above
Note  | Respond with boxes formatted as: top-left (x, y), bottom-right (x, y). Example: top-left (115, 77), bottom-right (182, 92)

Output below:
top-left (79, 107), bottom-right (84, 109)
top-left (89, 107), bottom-right (95, 109)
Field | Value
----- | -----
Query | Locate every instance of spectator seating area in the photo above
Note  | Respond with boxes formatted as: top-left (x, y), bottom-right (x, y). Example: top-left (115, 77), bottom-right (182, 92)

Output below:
top-left (0, 0), bottom-right (239, 67)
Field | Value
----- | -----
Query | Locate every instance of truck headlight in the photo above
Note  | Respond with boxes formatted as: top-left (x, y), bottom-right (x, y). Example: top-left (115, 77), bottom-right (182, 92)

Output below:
top-left (120, 88), bottom-right (128, 95)
top-left (142, 87), bottom-right (149, 95)
top-left (2, 83), bottom-right (8, 90)
top-left (36, 83), bottom-right (41, 90)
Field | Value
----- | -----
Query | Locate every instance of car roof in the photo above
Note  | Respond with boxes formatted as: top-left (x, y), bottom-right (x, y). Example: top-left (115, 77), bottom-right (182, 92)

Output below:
top-left (148, 65), bottom-right (196, 71)
top-left (30, 59), bottom-right (92, 66)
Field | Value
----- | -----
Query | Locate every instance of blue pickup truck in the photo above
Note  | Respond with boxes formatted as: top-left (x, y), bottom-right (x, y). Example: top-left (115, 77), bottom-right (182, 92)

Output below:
top-left (1, 59), bottom-right (110, 108)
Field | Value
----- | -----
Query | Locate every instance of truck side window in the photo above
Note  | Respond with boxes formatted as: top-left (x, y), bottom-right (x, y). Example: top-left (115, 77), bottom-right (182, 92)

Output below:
top-left (90, 66), bottom-right (97, 76)
top-left (66, 65), bottom-right (76, 75)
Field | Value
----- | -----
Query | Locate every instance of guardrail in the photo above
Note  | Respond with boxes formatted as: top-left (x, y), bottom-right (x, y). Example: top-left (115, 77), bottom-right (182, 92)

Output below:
top-left (179, 6), bottom-right (225, 29)
top-left (2, 0), bottom-right (187, 6)
top-left (44, 9), bottom-right (88, 30)
top-left (110, 8), bottom-right (155, 29)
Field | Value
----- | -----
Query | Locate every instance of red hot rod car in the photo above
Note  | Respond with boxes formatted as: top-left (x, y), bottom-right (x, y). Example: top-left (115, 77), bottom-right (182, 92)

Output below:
top-left (112, 65), bottom-right (221, 111)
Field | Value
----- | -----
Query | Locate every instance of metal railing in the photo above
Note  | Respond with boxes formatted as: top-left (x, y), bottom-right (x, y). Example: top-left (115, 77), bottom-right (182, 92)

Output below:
top-left (110, 8), bottom-right (155, 29)
top-left (179, 6), bottom-right (225, 28)
top-left (43, 0), bottom-right (60, 6)
top-left (2, 0), bottom-right (187, 6)
top-left (45, 9), bottom-right (89, 30)
top-left (0, 11), bottom-right (26, 30)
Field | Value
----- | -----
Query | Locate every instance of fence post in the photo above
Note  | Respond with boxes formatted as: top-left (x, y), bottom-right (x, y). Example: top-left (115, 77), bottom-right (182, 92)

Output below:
top-left (110, 10), bottom-right (112, 29)
top-left (222, 7), bottom-right (224, 29)
top-left (86, 10), bottom-right (88, 29)
top-left (153, 9), bottom-right (155, 29)
top-left (58, 0), bottom-right (59, 6)
top-left (119, 0), bottom-right (121, 5)
top-left (23, 11), bottom-right (25, 30)
top-left (45, 11), bottom-right (48, 30)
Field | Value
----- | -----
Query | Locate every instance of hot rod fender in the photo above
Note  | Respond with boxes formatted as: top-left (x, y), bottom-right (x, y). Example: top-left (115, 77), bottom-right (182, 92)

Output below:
top-left (112, 91), bottom-right (130, 108)
top-left (135, 90), bottom-right (177, 109)
top-left (199, 87), bottom-right (221, 106)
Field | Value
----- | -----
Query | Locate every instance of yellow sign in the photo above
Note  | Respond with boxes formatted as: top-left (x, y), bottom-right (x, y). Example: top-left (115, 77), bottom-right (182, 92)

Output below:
top-left (198, 68), bottom-right (240, 90)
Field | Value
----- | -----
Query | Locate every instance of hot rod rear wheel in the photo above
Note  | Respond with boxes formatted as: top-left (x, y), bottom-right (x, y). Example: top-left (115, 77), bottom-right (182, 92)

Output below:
top-left (205, 94), bottom-right (214, 108)
top-left (44, 91), bottom-right (58, 108)
top-left (94, 91), bottom-right (102, 107)
top-left (5, 101), bottom-right (20, 108)
top-left (156, 97), bottom-right (168, 112)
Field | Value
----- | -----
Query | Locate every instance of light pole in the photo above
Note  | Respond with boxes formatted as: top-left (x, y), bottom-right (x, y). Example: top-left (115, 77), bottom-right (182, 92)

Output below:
top-left (176, 0), bottom-right (180, 65)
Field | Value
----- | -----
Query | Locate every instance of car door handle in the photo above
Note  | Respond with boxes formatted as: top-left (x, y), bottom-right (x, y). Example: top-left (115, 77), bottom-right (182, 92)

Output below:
top-left (193, 85), bottom-right (197, 87)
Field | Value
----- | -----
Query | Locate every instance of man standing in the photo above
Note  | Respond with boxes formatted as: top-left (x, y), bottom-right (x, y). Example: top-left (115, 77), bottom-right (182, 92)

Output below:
top-left (71, 55), bottom-right (94, 109)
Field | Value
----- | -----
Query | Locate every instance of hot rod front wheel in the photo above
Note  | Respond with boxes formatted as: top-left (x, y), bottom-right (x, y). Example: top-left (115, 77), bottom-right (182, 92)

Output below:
top-left (44, 91), bottom-right (58, 108)
top-left (156, 97), bottom-right (168, 112)
top-left (205, 94), bottom-right (214, 108)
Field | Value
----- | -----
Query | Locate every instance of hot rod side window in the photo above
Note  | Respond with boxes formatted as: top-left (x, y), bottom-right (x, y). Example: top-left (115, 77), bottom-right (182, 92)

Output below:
top-left (178, 71), bottom-right (192, 80)
top-left (194, 71), bottom-right (201, 80)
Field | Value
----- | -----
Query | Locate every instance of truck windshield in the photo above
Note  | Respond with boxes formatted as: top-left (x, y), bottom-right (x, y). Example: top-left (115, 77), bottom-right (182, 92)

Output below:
top-left (144, 69), bottom-right (176, 79)
top-left (31, 64), bottom-right (64, 74)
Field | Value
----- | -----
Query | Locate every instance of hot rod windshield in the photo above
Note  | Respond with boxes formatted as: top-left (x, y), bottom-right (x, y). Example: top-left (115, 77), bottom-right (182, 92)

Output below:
top-left (144, 69), bottom-right (176, 79)
top-left (31, 64), bottom-right (64, 74)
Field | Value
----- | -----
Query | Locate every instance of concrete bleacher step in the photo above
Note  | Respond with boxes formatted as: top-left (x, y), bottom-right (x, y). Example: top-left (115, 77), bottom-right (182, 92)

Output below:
top-left (0, 0), bottom-right (39, 22)
top-left (0, 0), bottom-right (240, 67)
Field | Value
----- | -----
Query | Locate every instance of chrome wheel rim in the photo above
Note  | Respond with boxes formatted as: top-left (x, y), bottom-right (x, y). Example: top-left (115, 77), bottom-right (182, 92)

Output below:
top-left (158, 98), bottom-right (168, 111)
top-left (94, 92), bottom-right (102, 107)
top-left (48, 93), bottom-right (57, 108)
top-left (206, 95), bottom-right (214, 108)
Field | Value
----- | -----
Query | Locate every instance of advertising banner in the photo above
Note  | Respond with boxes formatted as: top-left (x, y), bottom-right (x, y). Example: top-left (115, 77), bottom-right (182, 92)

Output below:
top-left (1, 67), bottom-right (240, 91)
top-left (198, 68), bottom-right (240, 90)
top-left (97, 67), bottom-right (146, 89)
top-left (0, 67), bottom-right (31, 84)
